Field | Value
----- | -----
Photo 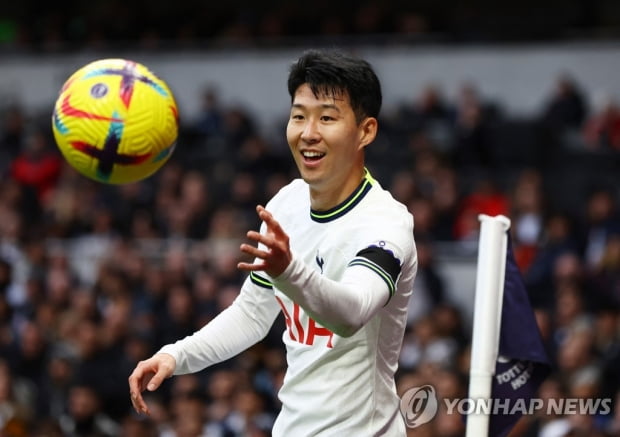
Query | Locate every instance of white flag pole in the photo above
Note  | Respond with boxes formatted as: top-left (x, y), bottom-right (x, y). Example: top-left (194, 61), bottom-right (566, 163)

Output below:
top-left (465, 214), bottom-right (511, 437)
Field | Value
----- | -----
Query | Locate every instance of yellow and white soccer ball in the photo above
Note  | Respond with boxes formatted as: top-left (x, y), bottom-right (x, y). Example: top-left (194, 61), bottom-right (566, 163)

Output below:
top-left (52, 58), bottom-right (179, 184)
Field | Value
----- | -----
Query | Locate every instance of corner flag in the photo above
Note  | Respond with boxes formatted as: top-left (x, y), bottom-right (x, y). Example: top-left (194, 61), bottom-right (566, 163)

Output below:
top-left (466, 215), bottom-right (551, 437)
top-left (488, 232), bottom-right (551, 436)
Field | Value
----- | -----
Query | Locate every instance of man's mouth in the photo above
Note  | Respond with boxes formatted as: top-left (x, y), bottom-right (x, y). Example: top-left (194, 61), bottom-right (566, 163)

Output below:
top-left (301, 151), bottom-right (326, 161)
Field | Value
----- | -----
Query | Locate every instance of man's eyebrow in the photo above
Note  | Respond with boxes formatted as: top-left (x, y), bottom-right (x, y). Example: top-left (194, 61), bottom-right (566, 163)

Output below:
top-left (291, 103), bottom-right (341, 111)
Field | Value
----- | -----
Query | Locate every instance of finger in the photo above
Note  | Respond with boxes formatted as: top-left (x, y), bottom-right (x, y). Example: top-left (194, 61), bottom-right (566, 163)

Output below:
top-left (240, 240), bottom-right (270, 255)
top-left (258, 208), bottom-right (287, 239)
top-left (128, 370), bottom-right (151, 415)
top-left (256, 206), bottom-right (276, 227)
top-left (130, 390), bottom-right (150, 415)
top-left (145, 369), bottom-right (168, 392)
top-left (237, 261), bottom-right (268, 271)
top-left (245, 230), bottom-right (270, 246)
top-left (128, 367), bottom-right (143, 395)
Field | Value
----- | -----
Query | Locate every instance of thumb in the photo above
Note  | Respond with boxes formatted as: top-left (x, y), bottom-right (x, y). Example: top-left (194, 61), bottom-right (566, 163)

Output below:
top-left (146, 356), bottom-right (175, 391)
top-left (146, 370), bottom-right (167, 391)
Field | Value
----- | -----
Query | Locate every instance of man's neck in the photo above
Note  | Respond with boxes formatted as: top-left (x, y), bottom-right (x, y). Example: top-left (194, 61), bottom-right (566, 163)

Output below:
top-left (308, 168), bottom-right (366, 211)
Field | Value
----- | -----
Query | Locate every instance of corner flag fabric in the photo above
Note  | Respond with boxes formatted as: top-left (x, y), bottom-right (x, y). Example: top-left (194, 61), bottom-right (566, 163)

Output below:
top-left (489, 234), bottom-right (551, 437)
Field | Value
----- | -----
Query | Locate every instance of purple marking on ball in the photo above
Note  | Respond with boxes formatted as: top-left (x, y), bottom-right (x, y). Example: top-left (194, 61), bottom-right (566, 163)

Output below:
top-left (90, 83), bottom-right (108, 98)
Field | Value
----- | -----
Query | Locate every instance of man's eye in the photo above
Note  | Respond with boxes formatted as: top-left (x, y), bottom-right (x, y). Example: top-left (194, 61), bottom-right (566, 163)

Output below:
top-left (291, 114), bottom-right (304, 120)
top-left (321, 116), bottom-right (334, 121)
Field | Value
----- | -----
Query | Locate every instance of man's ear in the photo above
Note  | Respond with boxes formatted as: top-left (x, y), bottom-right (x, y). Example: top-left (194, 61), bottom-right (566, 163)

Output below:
top-left (358, 117), bottom-right (378, 150)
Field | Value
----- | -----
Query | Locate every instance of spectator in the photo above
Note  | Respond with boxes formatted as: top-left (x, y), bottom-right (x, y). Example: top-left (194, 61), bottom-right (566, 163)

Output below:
top-left (452, 81), bottom-right (499, 170)
top-left (157, 282), bottom-right (198, 346)
top-left (393, 83), bottom-right (455, 138)
top-left (0, 358), bottom-right (31, 436)
top-left (192, 86), bottom-right (224, 139)
top-left (589, 235), bottom-right (620, 310)
top-left (58, 382), bottom-right (120, 437)
top-left (542, 73), bottom-right (588, 131)
top-left (39, 347), bottom-right (75, 419)
top-left (9, 128), bottom-right (62, 206)
top-left (414, 83), bottom-right (456, 128)
top-left (9, 320), bottom-right (48, 391)
top-left (169, 391), bottom-right (208, 437)
top-left (579, 187), bottom-right (620, 270)
top-left (452, 177), bottom-right (510, 243)
top-left (404, 234), bottom-right (446, 324)
top-left (205, 369), bottom-right (239, 428)
top-left (524, 212), bottom-right (581, 309)
top-left (0, 105), bottom-right (26, 169)
top-left (510, 168), bottom-right (546, 272)
top-left (220, 387), bottom-right (274, 436)
top-left (399, 313), bottom-right (459, 371)
top-left (118, 414), bottom-right (158, 437)
top-left (592, 305), bottom-right (620, 401)
top-left (582, 95), bottom-right (620, 150)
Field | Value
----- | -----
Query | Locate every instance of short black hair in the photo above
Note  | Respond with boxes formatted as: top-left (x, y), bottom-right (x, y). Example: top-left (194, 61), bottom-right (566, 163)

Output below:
top-left (287, 49), bottom-right (382, 122)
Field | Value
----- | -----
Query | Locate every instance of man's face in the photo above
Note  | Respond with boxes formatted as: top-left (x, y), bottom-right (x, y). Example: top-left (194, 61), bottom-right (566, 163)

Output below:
top-left (286, 83), bottom-right (374, 202)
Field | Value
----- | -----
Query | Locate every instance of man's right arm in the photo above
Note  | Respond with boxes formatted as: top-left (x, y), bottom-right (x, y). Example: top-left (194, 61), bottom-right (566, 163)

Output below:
top-left (158, 277), bottom-right (281, 374)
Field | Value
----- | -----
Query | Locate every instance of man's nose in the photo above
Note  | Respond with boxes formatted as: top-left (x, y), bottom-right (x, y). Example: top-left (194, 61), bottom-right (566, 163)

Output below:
top-left (301, 119), bottom-right (320, 143)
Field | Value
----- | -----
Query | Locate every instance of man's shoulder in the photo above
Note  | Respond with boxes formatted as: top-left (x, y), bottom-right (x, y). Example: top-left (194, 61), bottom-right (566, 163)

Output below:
top-left (266, 178), bottom-right (308, 209)
top-left (366, 183), bottom-right (413, 222)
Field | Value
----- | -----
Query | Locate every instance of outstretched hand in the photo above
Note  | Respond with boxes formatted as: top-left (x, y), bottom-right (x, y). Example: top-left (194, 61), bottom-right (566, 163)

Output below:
top-left (127, 353), bottom-right (176, 415)
top-left (238, 205), bottom-right (292, 278)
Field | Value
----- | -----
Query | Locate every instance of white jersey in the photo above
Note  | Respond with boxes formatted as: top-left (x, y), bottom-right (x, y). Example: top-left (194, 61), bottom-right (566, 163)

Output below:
top-left (161, 169), bottom-right (417, 436)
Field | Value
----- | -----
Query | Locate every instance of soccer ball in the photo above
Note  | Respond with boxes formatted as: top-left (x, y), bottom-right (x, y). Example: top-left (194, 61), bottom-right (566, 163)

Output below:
top-left (52, 58), bottom-right (179, 184)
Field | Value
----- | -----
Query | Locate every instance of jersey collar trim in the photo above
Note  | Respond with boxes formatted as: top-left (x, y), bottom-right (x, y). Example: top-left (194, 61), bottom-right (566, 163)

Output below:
top-left (310, 168), bottom-right (375, 223)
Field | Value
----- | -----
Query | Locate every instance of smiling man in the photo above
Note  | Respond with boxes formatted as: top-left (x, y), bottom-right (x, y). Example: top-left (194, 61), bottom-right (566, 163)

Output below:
top-left (129, 49), bottom-right (418, 436)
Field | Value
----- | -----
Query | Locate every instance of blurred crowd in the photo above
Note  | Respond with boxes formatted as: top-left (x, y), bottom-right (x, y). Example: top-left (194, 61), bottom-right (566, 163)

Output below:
top-left (1, 0), bottom-right (619, 53)
top-left (0, 65), bottom-right (620, 437)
